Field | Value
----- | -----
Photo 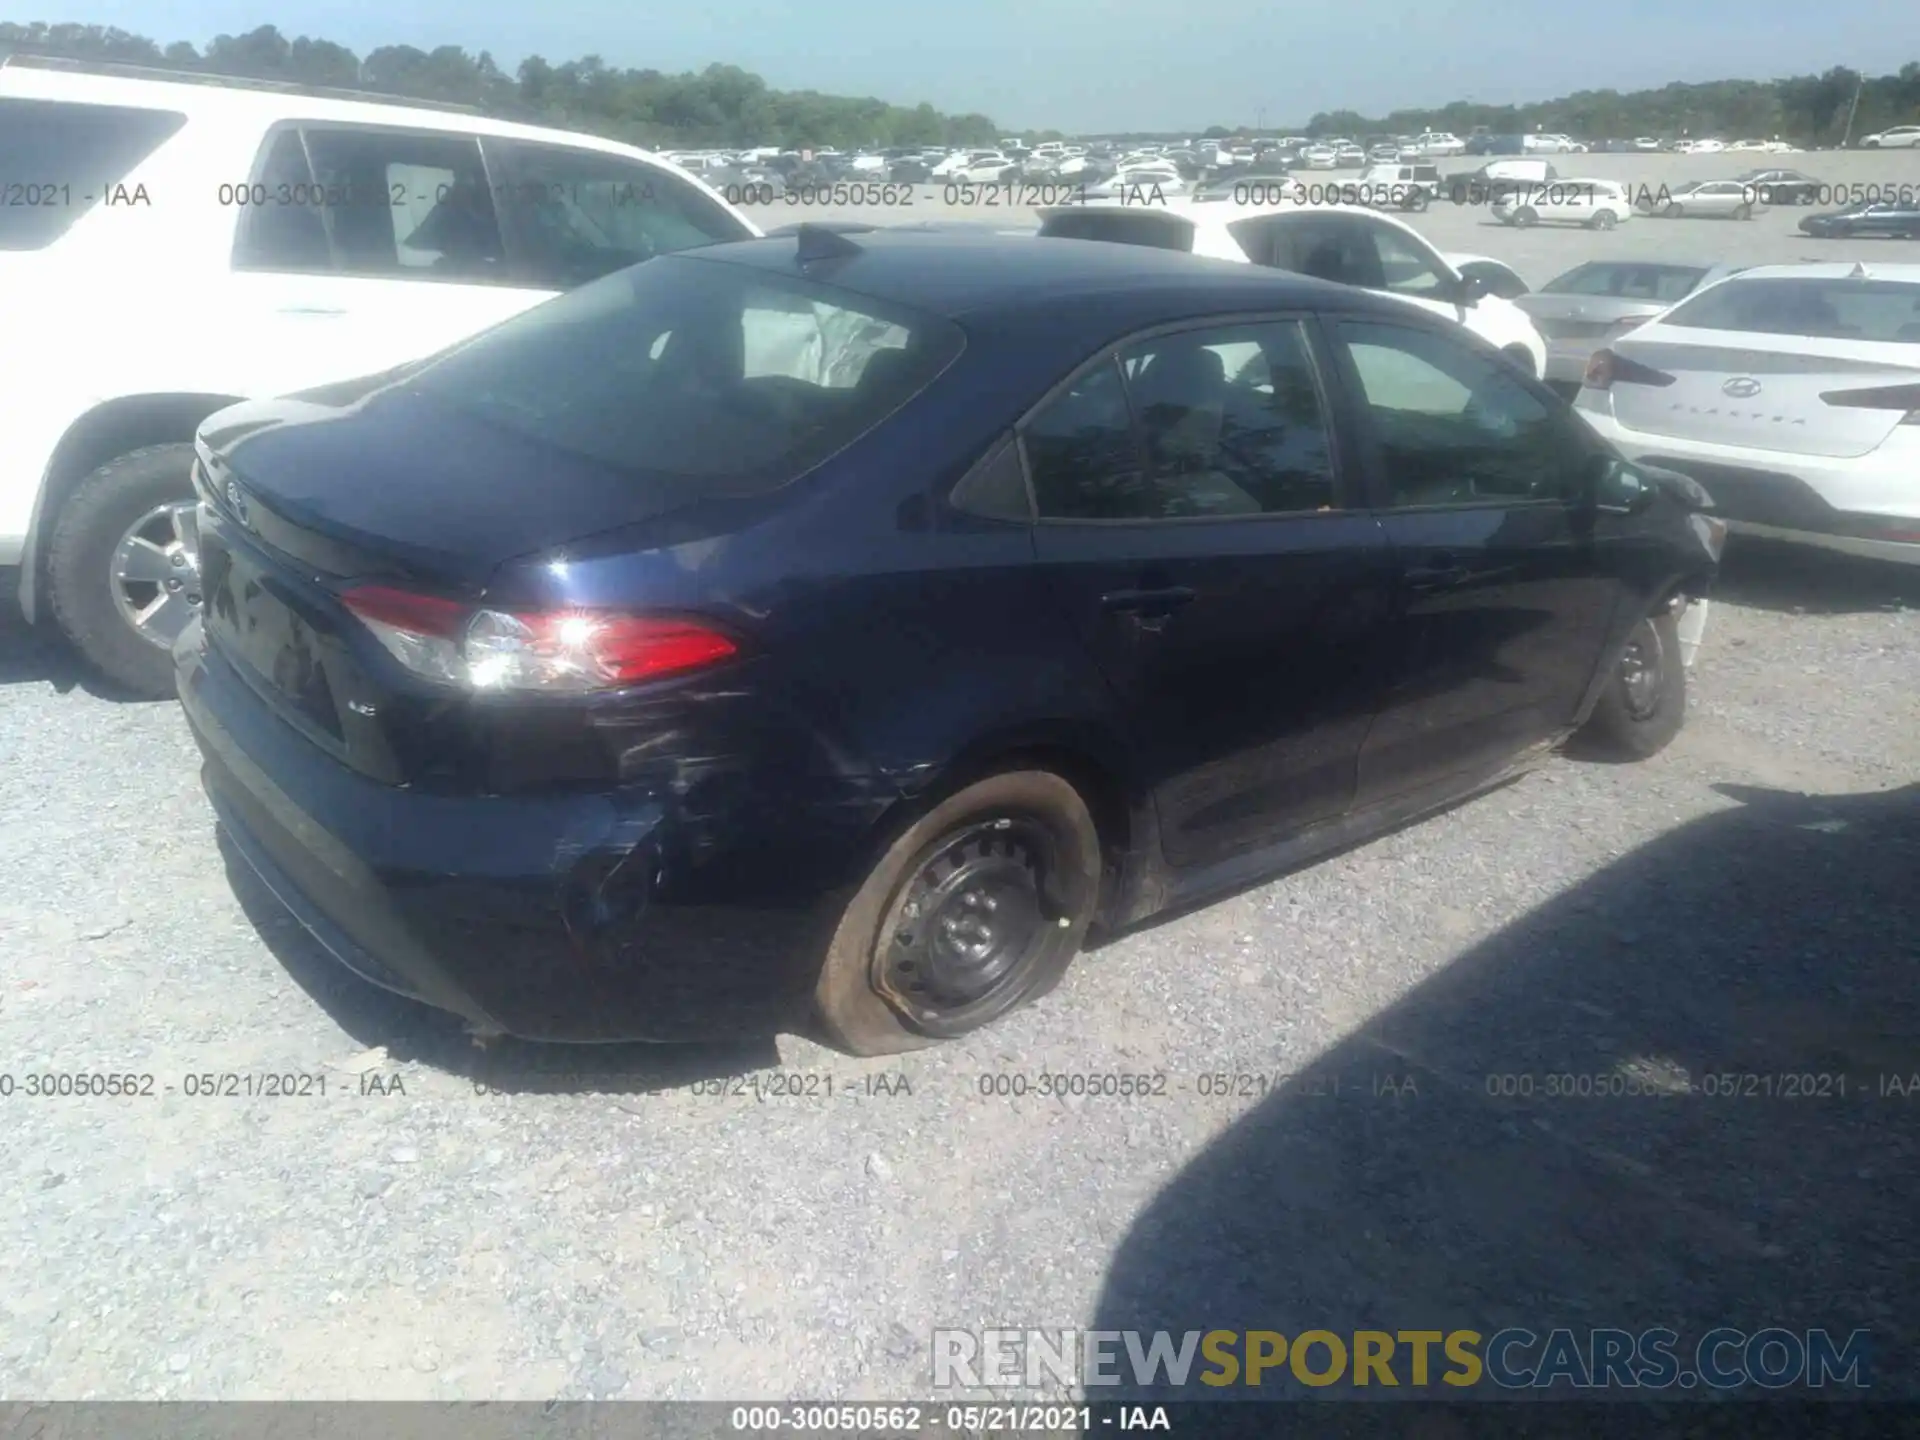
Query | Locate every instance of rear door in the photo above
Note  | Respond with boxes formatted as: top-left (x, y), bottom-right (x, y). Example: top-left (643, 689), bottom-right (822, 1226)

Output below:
top-left (1024, 316), bottom-right (1397, 869)
top-left (1260, 211), bottom-right (1467, 326)
top-left (227, 123), bottom-right (554, 386)
top-left (1321, 316), bottom-right (1616, 810)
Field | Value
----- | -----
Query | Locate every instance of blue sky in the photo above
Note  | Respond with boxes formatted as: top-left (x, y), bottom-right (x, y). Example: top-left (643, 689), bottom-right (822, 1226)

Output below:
top-left (19, 0), bottom-right (1913, 131)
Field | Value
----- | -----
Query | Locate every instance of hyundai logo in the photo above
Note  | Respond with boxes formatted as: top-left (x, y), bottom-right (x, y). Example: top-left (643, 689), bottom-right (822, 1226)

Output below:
top-left (225, 480), bottom-right (251, 528)
top-left (1722, 376), bottom-right (1763, 398)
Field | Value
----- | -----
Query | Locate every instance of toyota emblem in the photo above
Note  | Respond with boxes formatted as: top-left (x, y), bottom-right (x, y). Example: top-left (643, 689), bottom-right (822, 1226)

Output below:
top-left (1722, 376), bottom-right (1762, 398)
top-left (225, 480), bottom-right (251, 527)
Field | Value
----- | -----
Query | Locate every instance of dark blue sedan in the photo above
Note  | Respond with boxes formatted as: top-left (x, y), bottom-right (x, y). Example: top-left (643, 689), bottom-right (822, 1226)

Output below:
top-left (174, 227), bottom-right (1721, 1053)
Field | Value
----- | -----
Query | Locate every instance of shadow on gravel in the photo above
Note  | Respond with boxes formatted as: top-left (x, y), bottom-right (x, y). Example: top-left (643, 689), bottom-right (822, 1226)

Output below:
top-left (0, 590), bottom-right (154, 703)
top-left (1093, 780), bottom-right (1920, 1402)
top-left (1713, 539), bottom-right (1920, 617)
top-left (219, 831), bottom-right (779, 1096)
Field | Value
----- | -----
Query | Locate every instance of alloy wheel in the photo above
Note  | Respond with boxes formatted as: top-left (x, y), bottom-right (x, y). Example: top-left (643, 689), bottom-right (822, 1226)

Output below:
top-left (109, 500), bottom-right (203, 650)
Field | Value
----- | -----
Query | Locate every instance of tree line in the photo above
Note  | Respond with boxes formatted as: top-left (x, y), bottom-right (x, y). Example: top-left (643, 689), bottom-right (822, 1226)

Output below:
top-left (3, 21), bottom-right (1915, 150)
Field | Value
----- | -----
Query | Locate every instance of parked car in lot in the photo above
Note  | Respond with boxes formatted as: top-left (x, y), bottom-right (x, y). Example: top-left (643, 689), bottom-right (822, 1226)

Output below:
top-left (1034, 200), bottom-right (1548, 376)
top-left (1798, 200), bottom-right (1920, 238)
top-left (0, 54), bottom-right (760, 697)
top-left (1734, 168), bottom-right (1823, 205)
top-left (1518, 259), bottom-right (1744, 391)
top-left (1494, 179), bottom-right (1637, 229)
top-left (175, 228), bottom-right (1720, 1052)
top-left (1408, 130), bottom-right (1467, 157)
top-left (1577, 262), bottom-right (1920, 565)
top-left (1858, 125), bottom-right (1920, 149)
top-left (1638, 180), bottom-right (1756, 220)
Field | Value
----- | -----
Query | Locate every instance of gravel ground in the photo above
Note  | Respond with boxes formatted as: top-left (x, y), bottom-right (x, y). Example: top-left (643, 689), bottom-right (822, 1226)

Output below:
top-left (1, 537), bottom-right (1915, 1405)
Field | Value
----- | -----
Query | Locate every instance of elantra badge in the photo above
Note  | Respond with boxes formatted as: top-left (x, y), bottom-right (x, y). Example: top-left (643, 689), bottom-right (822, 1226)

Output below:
top-left (1721, 377), bottom-right (1762, 398)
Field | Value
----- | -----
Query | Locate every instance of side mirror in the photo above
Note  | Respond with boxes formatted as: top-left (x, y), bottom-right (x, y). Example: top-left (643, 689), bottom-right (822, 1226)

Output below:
top-left (1453, 271), bottom-right (1491, 305)
top-left (1588, 455), bottom-right (1657, 515)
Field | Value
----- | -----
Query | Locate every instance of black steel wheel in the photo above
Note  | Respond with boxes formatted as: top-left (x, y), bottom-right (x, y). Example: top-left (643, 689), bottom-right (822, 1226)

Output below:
top-left (1577, 607), bottom-right (1687, 760)
top-left (812, 770), bottom-right (1102, 1055)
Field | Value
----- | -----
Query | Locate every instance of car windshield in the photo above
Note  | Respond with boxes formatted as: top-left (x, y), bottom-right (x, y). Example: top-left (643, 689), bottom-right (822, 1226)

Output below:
top-left (401, 252), bottom-right (965, 490)
top-left (1660, 277), bottom-right (1920, 342)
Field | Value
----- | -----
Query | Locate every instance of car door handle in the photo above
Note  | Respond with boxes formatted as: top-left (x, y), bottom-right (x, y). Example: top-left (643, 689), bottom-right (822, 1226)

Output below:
top-left (1100, 586), bottom-right (1198, 613)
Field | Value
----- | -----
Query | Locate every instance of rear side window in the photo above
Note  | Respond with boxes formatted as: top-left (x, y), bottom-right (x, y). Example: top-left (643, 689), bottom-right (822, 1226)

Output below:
top-left (402, 254), bottom-right (964, 491)
top-left (299, 127), bottom-right (504, 281)
top-left (485, 139), bottom-right (751, 290)
top-left (1661, 278), bottom-right (1920, 342)
top-left (0, 97), bottom-right (183, 250)
top-left (1038, 211), bottom-right (1195, 252)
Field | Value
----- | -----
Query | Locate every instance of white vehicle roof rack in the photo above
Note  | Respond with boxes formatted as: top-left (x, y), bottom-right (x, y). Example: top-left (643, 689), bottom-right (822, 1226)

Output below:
top-left (0, 51), bottom-right (484, 115)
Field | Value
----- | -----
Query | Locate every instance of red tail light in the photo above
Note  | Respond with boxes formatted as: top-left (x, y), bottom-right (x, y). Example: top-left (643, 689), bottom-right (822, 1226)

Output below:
top-left (1583, 347), bottom-right (1676, 390)
top-left (1819, 382), bottom-right (1920, 425)
top-left (341, 585), bottom-right (737, 692)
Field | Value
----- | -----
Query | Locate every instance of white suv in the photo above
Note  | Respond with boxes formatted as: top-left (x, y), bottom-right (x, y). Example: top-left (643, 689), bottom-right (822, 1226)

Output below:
top-left (1035, 200), bottom-right (1547, 377)
top-left (1, 56), bottom-right (760, 696)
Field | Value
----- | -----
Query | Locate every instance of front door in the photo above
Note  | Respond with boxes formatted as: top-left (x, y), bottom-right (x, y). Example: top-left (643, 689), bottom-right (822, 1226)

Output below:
top-left (1023, 317), bottom-right (1397, 871)
top-left (1319, 316), bottom-right (1617, 811)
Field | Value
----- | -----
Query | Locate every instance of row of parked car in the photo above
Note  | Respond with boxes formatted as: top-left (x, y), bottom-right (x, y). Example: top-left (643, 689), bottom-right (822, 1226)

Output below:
top-left (3, 55), bottom-right (1912, 1056)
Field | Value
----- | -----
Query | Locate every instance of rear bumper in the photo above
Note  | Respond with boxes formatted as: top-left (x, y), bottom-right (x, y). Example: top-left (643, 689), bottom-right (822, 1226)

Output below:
top-left (1579, 407), bottom-right (1920, 565)
top-left (175, 623), bottom-right (884, 1042)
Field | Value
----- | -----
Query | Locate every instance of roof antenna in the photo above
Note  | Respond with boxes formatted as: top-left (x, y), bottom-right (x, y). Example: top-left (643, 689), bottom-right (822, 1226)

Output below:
top-left (793, 223), bottom-right (864, 265)
top-left (1847, 261), bottom-right (1868, 279)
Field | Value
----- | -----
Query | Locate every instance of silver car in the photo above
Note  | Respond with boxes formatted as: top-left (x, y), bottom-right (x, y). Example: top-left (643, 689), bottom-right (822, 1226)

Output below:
top-left (1518, 259), bottom-right (1743, 390)
top-left (1639, 180), bottom-right (1757, 219)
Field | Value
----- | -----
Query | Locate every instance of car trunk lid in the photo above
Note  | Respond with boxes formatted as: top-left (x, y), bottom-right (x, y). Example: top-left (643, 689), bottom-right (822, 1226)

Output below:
top-left (1604, 331), bottom-right (1920, 459)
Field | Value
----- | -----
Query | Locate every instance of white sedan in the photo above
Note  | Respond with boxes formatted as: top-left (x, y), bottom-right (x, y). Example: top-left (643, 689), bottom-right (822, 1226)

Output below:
top-left (1638, 180), bottom-right (1757, 220)
top-left (1860, 125), bottom-right (1920, 149)
top-left (1576, 262), bottom-right (1920, 565)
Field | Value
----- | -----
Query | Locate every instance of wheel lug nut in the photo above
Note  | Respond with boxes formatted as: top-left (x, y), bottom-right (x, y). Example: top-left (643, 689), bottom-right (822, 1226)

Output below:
top-left (165, 578), bottom-right (181, 591)
top-left (170, 553), bottom-right (186, 567)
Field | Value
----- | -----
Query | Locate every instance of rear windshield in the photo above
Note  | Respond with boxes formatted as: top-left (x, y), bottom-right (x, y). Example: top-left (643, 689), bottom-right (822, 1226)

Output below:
top-left (0, 97), bottom-right (184, 250)
top-left (402, 252), bottom-right (965, 491)
top-left (1661, 277), bottom-right (1920, 343)
top-left (1544, 262), bottom-right (1708, 303)
top-left (1038, 211), bottom-right (1195, 251)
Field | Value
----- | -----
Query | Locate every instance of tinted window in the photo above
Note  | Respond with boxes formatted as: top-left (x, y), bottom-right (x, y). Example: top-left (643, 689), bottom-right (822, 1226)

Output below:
top-left (1038, 211), bottom-right (1196, 251)
top-left (1120, 323), bottom-right (1337, 515)
top-left (0, 97), bottom-right (183, 250)
top-left (233, 128), bottom-right (333, 271)
top-left (403, 254), bottom-right (962, 490)
top-left (301, 128), bottom-right (503, 280)
top-left (1661, 277), bottom-right (1920, 342)
top-left (1022, 359), bottom-right (1149, 519)
top-left (487, 139), bottom-right (750, 289)
top-left (1269, 216), bottom-right (1446, 297)
top-left (1337, 320), bottom-right (1587, 507)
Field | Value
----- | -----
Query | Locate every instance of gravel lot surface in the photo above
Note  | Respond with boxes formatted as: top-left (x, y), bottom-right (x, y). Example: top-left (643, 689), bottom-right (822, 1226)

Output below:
top-left (3, 541), bottom-right (1915, 1405)
top-left (4, 175), bottom-right (1920, 1405)
top-left (737, 149), bottom-right (1920, 284)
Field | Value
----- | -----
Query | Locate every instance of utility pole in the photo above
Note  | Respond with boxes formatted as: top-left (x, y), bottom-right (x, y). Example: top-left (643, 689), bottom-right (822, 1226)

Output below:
top-left (1840, 71), bottom-right (1864, 148)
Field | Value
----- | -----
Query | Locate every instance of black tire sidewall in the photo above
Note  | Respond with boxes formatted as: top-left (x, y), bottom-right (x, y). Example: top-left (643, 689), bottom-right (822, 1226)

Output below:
top-left (46, 443), bottom-right (199, 699)
top-left (811, 770), bottom-right (1102, 1056)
